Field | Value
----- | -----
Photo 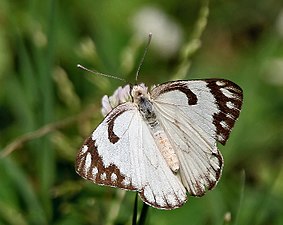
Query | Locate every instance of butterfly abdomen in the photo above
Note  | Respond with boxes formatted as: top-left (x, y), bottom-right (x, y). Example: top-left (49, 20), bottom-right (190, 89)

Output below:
top-left (142, 105), bottom-right (179, 173)
top-left (152, 129), bottom-right (180, 173)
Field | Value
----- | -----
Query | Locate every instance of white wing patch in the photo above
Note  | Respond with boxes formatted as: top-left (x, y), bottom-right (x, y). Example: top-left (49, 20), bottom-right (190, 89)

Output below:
top-left (76, 102), bottom-right (187, 209)
top-left (151, 79), bottom-right (242, 196)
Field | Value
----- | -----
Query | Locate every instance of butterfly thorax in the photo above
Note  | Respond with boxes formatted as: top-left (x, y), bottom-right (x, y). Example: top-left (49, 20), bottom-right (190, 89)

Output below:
top-left (132, 84), bottom-right (180, 172)
top-left (131, 84), bottom-right (157, 127)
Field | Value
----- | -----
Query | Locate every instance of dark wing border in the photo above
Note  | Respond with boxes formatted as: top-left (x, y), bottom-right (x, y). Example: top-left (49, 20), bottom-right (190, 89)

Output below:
top-left (150, 79), bottom-right (243, 145)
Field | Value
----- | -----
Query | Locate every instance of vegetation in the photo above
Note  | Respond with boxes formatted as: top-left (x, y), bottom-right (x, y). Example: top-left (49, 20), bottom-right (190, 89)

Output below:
top-left (0, 0), bottom-right (282, 224)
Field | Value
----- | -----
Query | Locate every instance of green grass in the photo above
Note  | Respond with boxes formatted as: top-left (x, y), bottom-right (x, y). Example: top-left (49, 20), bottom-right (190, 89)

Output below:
top-left (1, 0), bottom-right (283, 224)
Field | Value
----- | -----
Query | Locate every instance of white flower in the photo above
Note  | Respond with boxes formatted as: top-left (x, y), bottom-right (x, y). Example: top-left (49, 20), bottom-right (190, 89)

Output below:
top-left (101, 85), bottom-right (131, 116)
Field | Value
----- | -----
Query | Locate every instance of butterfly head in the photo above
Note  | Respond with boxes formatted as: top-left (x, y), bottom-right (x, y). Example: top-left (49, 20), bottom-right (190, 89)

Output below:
top-left (131, 83), bottom-right (149, 104)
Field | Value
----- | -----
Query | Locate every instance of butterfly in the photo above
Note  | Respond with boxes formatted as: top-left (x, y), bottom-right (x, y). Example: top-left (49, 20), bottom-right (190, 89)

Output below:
top-left (75, 78), bottom-right (243, 210)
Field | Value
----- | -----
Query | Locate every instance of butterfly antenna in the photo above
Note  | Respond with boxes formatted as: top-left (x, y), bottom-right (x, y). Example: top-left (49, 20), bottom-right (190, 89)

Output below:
top-left (77, 64), bottom-right (126, 82)
top-left (135, 32), bottom-right (152, 82)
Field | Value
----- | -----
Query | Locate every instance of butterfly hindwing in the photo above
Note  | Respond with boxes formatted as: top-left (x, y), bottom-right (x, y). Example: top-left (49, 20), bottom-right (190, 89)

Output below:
top-left (76, 102), bottom-right (187, 209)
top-left (151, 79), bottom-right (242, 196)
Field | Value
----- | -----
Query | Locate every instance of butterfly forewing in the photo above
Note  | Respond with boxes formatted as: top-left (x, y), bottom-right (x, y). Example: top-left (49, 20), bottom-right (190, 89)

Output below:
top-left (151, 79), bottom-right (243, 145)
top-left (206, 79), bottom-right (243, 144)
top-left (150, 79), bottom-right (242, 196)
top-left (76, 102), bottom-right (187, 209)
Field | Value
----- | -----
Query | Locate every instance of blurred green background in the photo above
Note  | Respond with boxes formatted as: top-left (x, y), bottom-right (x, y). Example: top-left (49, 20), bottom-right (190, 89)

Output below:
top-left (0, 0), bottom-right (283, 224)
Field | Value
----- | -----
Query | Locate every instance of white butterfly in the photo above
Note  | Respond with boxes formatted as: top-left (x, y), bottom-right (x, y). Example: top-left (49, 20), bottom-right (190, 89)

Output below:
top-left (75, 78), bottom-right (243, 210)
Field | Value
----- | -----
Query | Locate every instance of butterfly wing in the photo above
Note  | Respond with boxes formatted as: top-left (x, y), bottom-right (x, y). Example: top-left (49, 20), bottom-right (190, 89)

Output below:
top-left (151, 79), bottom-right (243, 196)
top-left (75, 102), bottom-right (187, 209)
